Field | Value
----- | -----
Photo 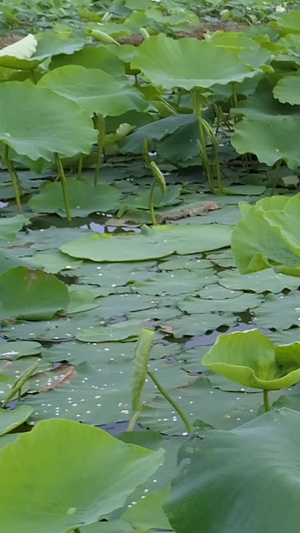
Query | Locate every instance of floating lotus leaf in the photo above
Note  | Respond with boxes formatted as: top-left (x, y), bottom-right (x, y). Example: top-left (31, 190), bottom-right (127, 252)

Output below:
top-left (0, 405), bottom-right (33, 436)
top-left (202, 329), bottom-right (300, 390)
top-left (131, 34), bottom-right (254, 91)
top-left (28, 181), bottom-right (121, 217)
top-left (0, 418), bottom-right (164, 533)
top-left (61, 224), bottom-right (232, 262)
top-left (0, 215), bottom-right (26, 242)
top-left (0, 82), bottom-right (97, 161)
top-left (164, 408), bottom-right (300, 533)
top-left (0, 267), bottom-right (69, 321)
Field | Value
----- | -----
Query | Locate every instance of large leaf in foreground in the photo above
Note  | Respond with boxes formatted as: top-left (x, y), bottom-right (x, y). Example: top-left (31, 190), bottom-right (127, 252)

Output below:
top-left (131, 34), bottom-right (254, 90)
top-left (61, 224), bottom-right (232, 262)
top-left (0, 267), bottom-right (69, 321)
top-left (202, 329), bottom-right (300, 390)
top-left (0, 418), bottom-right (164, 533)
top-left (0, 82), bottom-right (97, 161)
top-left (39, 65), bottom-right (147, 117)
top-left (231, 194), bottom-right (300, 274)
top-left (164, 408), bottom-right (300, 533)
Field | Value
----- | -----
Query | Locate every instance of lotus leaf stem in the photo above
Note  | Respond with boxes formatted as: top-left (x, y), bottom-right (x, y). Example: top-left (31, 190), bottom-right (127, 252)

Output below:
top-left (127, 411), bottom-right (141, 432)
top-left (77, 154), bottom-right (83, 180)
top-left (31, 69), bottom-right (37, 84)
top-left (54, 152), bottom-right (72, 222)
top-left (4, 144), bottom-right (22, 214)
top-left (94, 139), bottom-right (103, 187)
top-left (232, 82), bottom-right (238, 108)
top-left (74, 529), bottom-right (81, 533)
top-left (192, 91), bottom-right (215, 193)
top-left (271, 159), bottom-right (282, 196)
top-left (147, 370), bottom-right (192, 434)
top-left (263, 390), bottom-right (271, 413)
top-left (94, 114), bottom-right (105, 187)
top-left (149, 182), bottom-right (156, 225)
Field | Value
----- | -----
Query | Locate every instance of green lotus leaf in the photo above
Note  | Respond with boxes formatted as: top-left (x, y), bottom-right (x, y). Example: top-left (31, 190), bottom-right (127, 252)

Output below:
top-left (208, 32), bottom-right (271, 68)
top-left (0, 418), bottom-right (164, 533)
top-left (275, 10), bottom-right (300, 32)
top-left (0, 215), bottom-right (27, 242)
top-left (232, 115), bottom-right (300, 168)
top-left (50, 45), bottom-right (125, 77)
top-left (0, 405), bottom-right (33, 436)
top-left (202, 329), bottom-right (300, 390)
top-left (273, 73), bottom-right (300, 105)
top-left (34, 32), bottom-right (86, 61)
top-left (61, 224), bottom-right (232, 262)
top-left (164, 408), bottom-right (300, 533)
top-left (231, 193), bottom-right (300, 274)
top-left (0, 341), bottom-right (41, 360)
top-left (0, 82), bottom-right (97, 161)
top-left (0, 33), bottom-right (85, 70)
top-left (28, 180), bottom-right (121, 217)
top-left (279, 33), bottom-right (300, 57)
top-left (0, 267), bottom-right (70, 321)
top-left (39, 65), bottom-right (148, 117)
top-left (131, 34), bottom-right (254, 91)
top-left (232, 76), bottom-right (300, 118)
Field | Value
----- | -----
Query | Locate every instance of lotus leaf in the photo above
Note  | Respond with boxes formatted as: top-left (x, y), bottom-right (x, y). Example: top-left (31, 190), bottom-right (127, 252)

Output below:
top-left (0, 215), bottom-right (26, 241)
top-left (131, 34), bottom-right (254, 90)
top-left (202, 329), bottom-right (300, 390)
top-left (39, 65), bottom-right (148, 117)
top-left (139, 377), bottom-right (264, 434)
top-left (0, 418), bottom-right (164, 533)
top-left (28, 181), bottom-right (121, 217)
top-left (232, 116), bottom-right (300, 168)
top-left (231, 193), bottom-right (300, 274)
top-left (218, 268), bottom-right (300, 293)
top-left (273, 73), bottom-right (300, 105)
top-left (0, 82), bottom-right (97, 161)
top-left (164, 409), bottom-right (300, 533)
top-left (50, 45), bottom-right (125, 77)
top-left (0, 341), bottom-right (41, 359)
top-left (0, 267), bottom-right (69, 321)
top-left (0, 405), bottom-right (33, 436)
top-left (0, 34), bottom-right (36, 59)
top-left (61, 224), bottom-right (232, 262)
